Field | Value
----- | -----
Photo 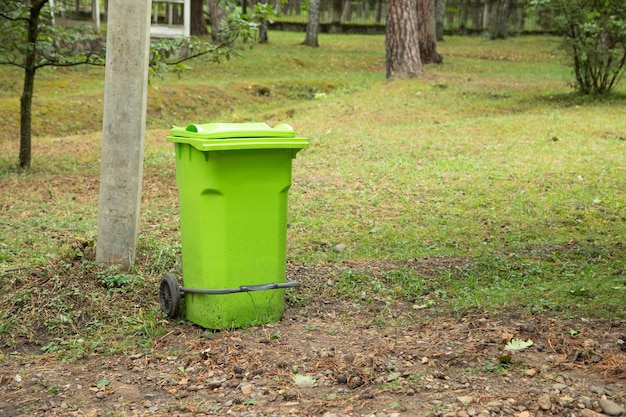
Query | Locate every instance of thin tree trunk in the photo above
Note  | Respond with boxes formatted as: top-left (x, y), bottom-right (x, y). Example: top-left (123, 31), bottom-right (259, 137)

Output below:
top-left (386, 0), bottom-right (422, 80)
top-left (207, 0), bottom-right (227, 43)
top-left (258, 17), bottom-right (268, 43)
top-left (19, 1), bottom-right (47, 169)
top-left (435, 0), bottom-right (445, 41)
top-left (458, 0), bottom-right (468, 32)
top-left (491, 0), bottom-right (511, 39)
top-left (375, 0), bottom-right (383, 23)
top-left (303, 0), bottom-right (321, 46)
top-left (190, 0), bottom-right (208, 35)
top-left (330, 0), bottom-right (343, 32)
top-left (342, 0), bottom-right (352, 22)
top-left (20, 69), bottom-right (35, 169)
top-left (417, 0), bottom-right (442, 64)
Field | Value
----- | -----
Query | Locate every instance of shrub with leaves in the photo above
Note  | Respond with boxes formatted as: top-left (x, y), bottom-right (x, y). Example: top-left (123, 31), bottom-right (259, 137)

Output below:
top-left (531, 0), bottom-right (626, 95)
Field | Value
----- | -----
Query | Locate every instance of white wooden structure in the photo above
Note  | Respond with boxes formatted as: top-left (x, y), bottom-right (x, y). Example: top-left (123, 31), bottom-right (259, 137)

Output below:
top-left (150, 0), bottom-right (191, 38)
top-left (50, 0), bottom-right (191, 39)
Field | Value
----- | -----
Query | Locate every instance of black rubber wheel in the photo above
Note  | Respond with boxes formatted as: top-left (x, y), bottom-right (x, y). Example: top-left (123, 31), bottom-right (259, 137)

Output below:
top-left (159, 273), bottom-right (181, 319)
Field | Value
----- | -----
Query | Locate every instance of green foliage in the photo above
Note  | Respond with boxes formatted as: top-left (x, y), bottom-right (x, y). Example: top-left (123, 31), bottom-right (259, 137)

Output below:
top-left (149, 1), bottom-right (277, 79)
top-left (531, 0), bottom-right (626, 94)
top-left (0, 0), bottom-right (276, 168)
top-left (0, 1), bottom-right (105, 69)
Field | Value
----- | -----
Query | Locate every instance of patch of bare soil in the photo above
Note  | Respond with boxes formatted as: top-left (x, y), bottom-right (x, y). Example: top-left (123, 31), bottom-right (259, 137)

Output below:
top-left (1, 262), bottom-right (625, 417)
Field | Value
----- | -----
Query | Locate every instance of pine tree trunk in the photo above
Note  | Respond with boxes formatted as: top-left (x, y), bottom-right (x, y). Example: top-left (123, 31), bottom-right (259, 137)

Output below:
top-left (342, 0), bottom-right (352, 22)
top-left (386, 0), bottom-right (422, 80)
top-left (207, 0), bottom-right (227, 43)
top-left (435, 0), bottom-right (445, 41)
top-left (491, 0), bottom-right (511, 39)
top-left (330, 0), bottom-right (343, 32)
top-left (458, 0), bottom-right (468, 33)
top-left (190, 0), bottom-right (208, 36)
top-left (417, 0), bottom-right (442, 64)
top-left (375, 0), bottom-right (384, 23)
top-left (303, 0), bottom-right (321, 47)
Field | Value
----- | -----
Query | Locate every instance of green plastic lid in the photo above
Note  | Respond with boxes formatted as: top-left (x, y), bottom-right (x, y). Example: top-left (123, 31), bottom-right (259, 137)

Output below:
top-left (167, 122), bottom-right (308, 152)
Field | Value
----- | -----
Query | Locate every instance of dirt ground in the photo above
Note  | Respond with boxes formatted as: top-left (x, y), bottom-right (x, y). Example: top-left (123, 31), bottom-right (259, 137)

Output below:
top-left (1, 262), bottom-right (625, 417)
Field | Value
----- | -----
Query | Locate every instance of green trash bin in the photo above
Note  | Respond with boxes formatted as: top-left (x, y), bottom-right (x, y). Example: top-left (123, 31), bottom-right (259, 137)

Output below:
top-left (160, 122), bottom-right (308, 329)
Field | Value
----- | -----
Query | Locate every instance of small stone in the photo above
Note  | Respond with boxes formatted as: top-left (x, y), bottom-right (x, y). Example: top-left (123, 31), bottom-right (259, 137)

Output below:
top-left (580, 409), bottom-right (606, 417)
top-left (336, 374), bottom-right (348, 384)
top-left (487, 401), bottom-right (503, 410)
top-left (457, 396), bottom-right (474, 406)
top-left (552, 383), bottom-right (568, 392)
top-left (559, 395), bottom-right (575, 407)
top-left (598, 398), bottom-right (625, 416)
top-left (579, 396), bottom-right (593, 409)
top-left (538, 394), bottom-right (552, 410)
top-left (240, 383), bottom-right (254, 395)
top-left (359, 391), bottom-right (375, 400)
top-left (516, 411), bottom-right (531, 417)
top-left (333, 243), bottom-right (346, 253)
top-left (525, 369), bottom-right (537, 377)
top-left (589, 386), bottom-right (606, 395)
top-left (95, 391), bottom-right (106, 399)
top-left (206, 378), bottom-right (226, 389)
top-left (582, 339), bottom-right (596, 348)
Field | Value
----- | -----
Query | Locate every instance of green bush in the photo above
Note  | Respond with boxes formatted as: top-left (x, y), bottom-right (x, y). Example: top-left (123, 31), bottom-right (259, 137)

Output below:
top-left (532, 0), bottom-right (626, 95)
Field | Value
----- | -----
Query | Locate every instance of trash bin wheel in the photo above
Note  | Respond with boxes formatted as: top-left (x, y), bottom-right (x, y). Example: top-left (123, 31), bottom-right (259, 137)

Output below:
top-left (159, 273), bottom-right (181, 319)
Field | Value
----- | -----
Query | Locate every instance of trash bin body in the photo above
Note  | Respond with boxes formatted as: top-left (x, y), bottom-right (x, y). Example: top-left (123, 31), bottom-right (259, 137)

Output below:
top-left (167, 123), bottom-right (307, 329)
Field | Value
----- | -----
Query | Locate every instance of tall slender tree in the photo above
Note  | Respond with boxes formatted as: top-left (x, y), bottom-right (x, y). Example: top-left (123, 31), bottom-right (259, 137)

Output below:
top-left (435, 0), bottom-right (446, 41)
top-left (0, 0), bottom-right (104, 169)
top-left (417, 0), bottom-right (442, 64)
top-left (386, 0), bottom-right (422, 80)
top-left (207, 0), bottom-right (227, 42)
top-left (490, 0), bottom-right (511, 39)
top-left (190, 0), bottom-right (208, 35)
top-left (303, 0), bottom-right (321, 46)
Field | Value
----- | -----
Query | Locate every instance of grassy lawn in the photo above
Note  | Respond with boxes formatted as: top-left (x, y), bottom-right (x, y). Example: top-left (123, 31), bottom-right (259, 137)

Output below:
top-left (0, 31), bottom-right (624, 353)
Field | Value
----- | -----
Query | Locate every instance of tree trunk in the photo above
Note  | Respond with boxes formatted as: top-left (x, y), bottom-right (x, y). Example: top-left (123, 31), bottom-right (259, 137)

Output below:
top-left (258, 18), bottom-right (268, 43)
top-left (458, 0), bottom-right (468, 32)
top-left (417, 0), bottom-right (442, 64)
top-left (207, 0), bottom-right (227, 43)
top-left (97, 0), bottom-right (151, 268)
top-left (256, 0), bottom-right (269, 43)
top-left (19, 67), bottom-right (35, 169)
top-left (19, 1), bottom-right (47, 169)
top-left (341, 0), bottom-right (352, 22)
top-left (375, 0), bottom-right (383, 23)
top-left (434, 0), bottom-right (445, 41)
top-left (190, 0), bottom-right (208, 36)
top-left (386, 0), bottom-right (422, 80)
top-left (303, 0), bottom-right (321, 47)
top-left (330, 0), bottom-right (342, 32)
top-left (490, 0), bottom-right (511, 39)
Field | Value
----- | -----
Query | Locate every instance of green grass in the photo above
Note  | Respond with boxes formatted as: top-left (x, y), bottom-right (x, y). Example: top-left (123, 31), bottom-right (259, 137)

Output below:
top-left (0, 32), bottom-right (625, 353)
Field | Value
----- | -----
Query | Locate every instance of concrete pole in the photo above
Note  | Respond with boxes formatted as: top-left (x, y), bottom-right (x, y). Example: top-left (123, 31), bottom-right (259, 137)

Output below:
top-left (96, 0), bottom-right (151, 268)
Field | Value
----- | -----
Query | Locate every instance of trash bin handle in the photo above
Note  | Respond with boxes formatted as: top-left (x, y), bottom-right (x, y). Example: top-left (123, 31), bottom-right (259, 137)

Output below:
top-left (180, 281), bottom-right (300, 295)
